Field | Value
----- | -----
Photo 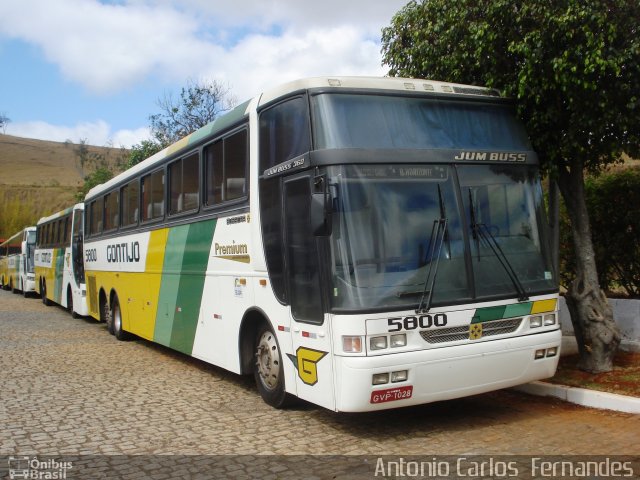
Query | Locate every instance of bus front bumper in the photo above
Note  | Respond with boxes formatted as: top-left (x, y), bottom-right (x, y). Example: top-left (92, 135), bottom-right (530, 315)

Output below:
top-left (333, 329), bottom-right (561, 412)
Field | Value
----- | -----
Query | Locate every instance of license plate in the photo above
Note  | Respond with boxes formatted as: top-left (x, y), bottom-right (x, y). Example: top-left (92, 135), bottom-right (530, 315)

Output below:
top-left (370, 385), bottom-right (413, 404)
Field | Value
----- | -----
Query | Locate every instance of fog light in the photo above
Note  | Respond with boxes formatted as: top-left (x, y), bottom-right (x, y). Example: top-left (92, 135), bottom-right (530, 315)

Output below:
top-left (535, 349), bottom-right (545, 359)
top-left (390, 334), bottom-right (406, 348)
top-left (530, 315), bottom-right (543, 328)
top-left (391, 370), bottom-right (408, 383)
top-left (372, 373), bottom-right (389, 385)
top-left (343, 336), bottom-right (362, 353)
top-left (546, 347), bottom-right (558, 357)
top-left (370, 336), bottom-right (388, 351)
top-left (544, 314), bottom-right (556, 326)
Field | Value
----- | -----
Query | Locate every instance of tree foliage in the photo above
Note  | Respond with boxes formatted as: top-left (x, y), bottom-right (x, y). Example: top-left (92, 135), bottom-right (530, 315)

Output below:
top-left (0, 112), bottom-right (10, 134)
top-left (125, 139), bottom-right (164, 170)
top-left (149, 78), bottom-right (236, 148)
top-left (382, 0), bottom-right (640, 372)
top-left (560, 168), bottom-right (640, 297)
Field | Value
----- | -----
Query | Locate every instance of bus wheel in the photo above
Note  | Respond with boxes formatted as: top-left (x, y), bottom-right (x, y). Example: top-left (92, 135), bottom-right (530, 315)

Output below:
top-left (112, 296), bottom-right (131, 341)
top-left (11, 278), bottom-right (17, 294)
top-left (41, 281), bottom-right (51, 306)
top-left (67, 289), bottom-right (78, 319)
top-left (253, 325), bottom-right (291, 408)
top-left (103, 299), bottom-right (114, 335)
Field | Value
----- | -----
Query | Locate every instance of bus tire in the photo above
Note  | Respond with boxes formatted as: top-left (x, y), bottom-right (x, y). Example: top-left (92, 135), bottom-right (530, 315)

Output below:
top-left (41, 281), bottom-right (51, 306)
top-left (112, 296), bottom-right (131, 341)
top-left (67, 288), bottom-right (78, 319)
top-left (103, 298), bottom-right (114, 335)
top-left (11, 278), bottom-right (17, 294)
top-left (253, 324), bottom-right (291, 409)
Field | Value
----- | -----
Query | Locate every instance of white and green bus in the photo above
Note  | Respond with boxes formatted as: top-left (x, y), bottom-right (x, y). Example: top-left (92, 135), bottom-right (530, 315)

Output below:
top-left (83, 77), bottom-right (560, 412)
top-left (35, 204), bottom-right (88, 317)
top-left (0, 227), bottom-right (36, 296)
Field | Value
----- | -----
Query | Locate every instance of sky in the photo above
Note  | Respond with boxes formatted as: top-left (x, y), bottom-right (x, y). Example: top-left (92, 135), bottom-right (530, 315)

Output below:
top-left (0, 0), bottom-right (408, 148)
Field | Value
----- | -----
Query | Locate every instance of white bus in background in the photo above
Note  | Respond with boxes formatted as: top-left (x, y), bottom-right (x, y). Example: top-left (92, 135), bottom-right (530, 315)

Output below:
top-left (0, 227), bottom-right (36, 296)
top-left (34, 204), bottom-right (88, 317)
top-left (82, 76), bottom-right (560, 412)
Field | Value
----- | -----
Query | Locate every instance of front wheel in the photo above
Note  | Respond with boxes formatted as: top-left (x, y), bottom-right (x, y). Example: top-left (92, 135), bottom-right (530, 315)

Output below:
top-left (253, 325), bottom-right (291, 408)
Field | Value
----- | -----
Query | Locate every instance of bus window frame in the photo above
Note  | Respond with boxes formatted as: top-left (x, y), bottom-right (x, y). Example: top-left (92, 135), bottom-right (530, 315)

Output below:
top-left (202, 125), bottom-right (250, 214)
top-left (140, 167), bottom-right (166, 226)
top-left (119, 178), bottom-right (141, 231)
top-left (168, 149), bottom-right (201, 219)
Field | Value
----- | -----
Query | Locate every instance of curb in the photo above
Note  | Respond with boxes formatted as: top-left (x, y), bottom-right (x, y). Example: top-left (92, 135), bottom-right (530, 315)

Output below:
top-left (513, 381), bottom-right (640, 414)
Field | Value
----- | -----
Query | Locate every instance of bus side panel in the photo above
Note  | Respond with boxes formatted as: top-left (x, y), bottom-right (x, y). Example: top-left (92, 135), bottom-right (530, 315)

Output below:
top-left (129, 228), bottom-right (168, 341)
top-left (153, 220), bottom-right (216, 355)
top-left (53, 248), bottom-right (66, 304)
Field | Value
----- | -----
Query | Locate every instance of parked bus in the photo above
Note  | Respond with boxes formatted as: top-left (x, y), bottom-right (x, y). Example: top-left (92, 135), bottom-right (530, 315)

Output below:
top-left (0, 227), bottom-right (36, 296)
top-left (35, 204), bottom-right (88, 317)
top-left (83, 76), bottom-right (560, 412)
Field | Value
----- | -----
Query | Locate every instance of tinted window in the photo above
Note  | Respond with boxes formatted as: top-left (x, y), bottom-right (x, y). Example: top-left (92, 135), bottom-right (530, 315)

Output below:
top-left (104, 191), bottom-right (119, 231)
top-left (259, 97), bottom-right (310, 173)
top-left (204, 129), bottom-right (248, 206)
top-left (142, 169), bottom-right (164, 221)
top-left (121, 179), bottom-right (139, 227)
top-left (89, 198), bottom-right (103, 235)
top-left (169, 152), bottom-right (199, 214)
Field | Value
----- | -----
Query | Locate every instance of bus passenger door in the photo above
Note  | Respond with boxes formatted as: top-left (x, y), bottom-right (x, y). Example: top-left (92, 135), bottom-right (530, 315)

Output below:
top-left (283, 175), bottom-right (335, 411)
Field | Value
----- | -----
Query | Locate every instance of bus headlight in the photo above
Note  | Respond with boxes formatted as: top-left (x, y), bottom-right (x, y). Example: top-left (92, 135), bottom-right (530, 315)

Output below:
top-left (529, 315), bottom-right (543, 328)
top-left (391, 370), bottom-right (408, 383)
top-left (544, 314), bottom-right (556, 326)
top-left (370, 336), bottom-right (388, 350)
top-left (342, 336), bottom-right (362, 353)
top-left (390, 334), bottom-right (407, 348)
top-left (372, 373), bottom-right (389, 385)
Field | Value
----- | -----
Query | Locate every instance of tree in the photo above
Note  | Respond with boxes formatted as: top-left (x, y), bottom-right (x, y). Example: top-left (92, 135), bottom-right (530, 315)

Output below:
top-left (126, 139), bottom-right (164, 170)
top-left (149, 78), bottom-right (236, 148)
top-left (382, 0), bottom-right (640, 372)
top-left (0, 112), bottom-right (10, 134)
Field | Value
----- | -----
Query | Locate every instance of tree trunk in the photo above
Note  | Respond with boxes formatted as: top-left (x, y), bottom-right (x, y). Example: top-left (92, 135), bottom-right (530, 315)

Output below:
top-left (557, 159), bottom-right (620, 373)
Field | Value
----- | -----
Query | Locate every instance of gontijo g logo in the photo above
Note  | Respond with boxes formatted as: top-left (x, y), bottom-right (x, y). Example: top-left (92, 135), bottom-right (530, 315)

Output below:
top-left (287, 347), bottom-right (328, 386)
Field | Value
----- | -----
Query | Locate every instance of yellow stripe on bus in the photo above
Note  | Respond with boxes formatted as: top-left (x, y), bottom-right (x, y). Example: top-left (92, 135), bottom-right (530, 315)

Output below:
top-left (530, 298), bottom-right (557, 314)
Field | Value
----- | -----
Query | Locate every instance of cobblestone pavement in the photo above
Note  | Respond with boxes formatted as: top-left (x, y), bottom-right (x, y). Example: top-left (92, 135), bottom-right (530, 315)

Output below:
top-left (1, 289), bottom-right (638, 478)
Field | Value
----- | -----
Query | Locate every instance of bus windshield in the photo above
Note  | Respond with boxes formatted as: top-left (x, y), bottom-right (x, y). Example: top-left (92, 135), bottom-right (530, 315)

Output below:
top-left (312, 93), bottom-right (532, 150)
top-left (327, 164), bottom-right (555, 311)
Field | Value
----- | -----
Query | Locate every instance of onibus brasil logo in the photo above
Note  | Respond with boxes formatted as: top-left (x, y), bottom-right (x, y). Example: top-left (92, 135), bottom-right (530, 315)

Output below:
top-left (8, 456), bottom-right (72, 479)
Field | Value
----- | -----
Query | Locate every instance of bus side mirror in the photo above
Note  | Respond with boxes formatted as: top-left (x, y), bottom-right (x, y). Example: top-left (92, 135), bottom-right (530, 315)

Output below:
top-left (310, 175), bottom-right (333, 237)
top-left (21, 241), bottom-right (27, 255)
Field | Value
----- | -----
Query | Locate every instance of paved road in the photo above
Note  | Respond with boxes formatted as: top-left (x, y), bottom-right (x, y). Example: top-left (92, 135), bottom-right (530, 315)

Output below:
top-left (1, 288), bottom-right (638, 478)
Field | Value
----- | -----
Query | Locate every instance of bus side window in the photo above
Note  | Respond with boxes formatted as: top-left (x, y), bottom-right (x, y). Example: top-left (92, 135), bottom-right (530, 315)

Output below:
top-left (142, 169), bottom-right (164, 221)
top-left (121, 179), bottom-right (139, 227)
top-left (259, 96), bottom-right (310, 172)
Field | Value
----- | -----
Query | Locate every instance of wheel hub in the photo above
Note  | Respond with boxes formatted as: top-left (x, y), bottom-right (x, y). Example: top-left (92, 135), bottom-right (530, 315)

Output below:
top-left (256, 331), bottom-right (280, 391)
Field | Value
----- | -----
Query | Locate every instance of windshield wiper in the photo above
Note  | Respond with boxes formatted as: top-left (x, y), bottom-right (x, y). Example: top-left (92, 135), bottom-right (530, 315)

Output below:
top-left (414, 185), bottom-right (448, 314)
top-left (468, 188), bottom-right (529, 301)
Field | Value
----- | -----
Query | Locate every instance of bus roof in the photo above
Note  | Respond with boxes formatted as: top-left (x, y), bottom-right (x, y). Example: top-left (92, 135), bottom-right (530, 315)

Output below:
top-left (85, 76), bottom-right (501, 201)
top-left (0, 226), bottom-right (36, 247)
top-left (36, 203), bottom-right (84, 226)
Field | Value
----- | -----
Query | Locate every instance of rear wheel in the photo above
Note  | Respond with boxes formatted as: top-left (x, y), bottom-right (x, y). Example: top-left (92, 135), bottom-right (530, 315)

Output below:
top-left (41, 280), bottom-right (51, 306)
top-left (112, 296), bottom-right (131, 341)
top-left (67, 288), bottom-right (78, 318)
top-left (253, 324), bottom-right (291, 408)
top-left (103, 297), bottom-right (114, 334)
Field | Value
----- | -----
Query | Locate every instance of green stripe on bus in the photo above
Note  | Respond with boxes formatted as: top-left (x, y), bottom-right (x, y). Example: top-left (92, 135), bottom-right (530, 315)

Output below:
top-left (471, 301), bottom-right (533, 324)
top-left (153, 226), bottom-right (190, 347)
top-left (169, 219), bottom-right (216, 354)
top-left (54, 249), bottom-right (65, 303)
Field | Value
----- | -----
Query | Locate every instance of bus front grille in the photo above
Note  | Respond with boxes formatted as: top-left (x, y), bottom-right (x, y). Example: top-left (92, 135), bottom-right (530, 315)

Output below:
top-left (420, 317), bottom-right (523, 343)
